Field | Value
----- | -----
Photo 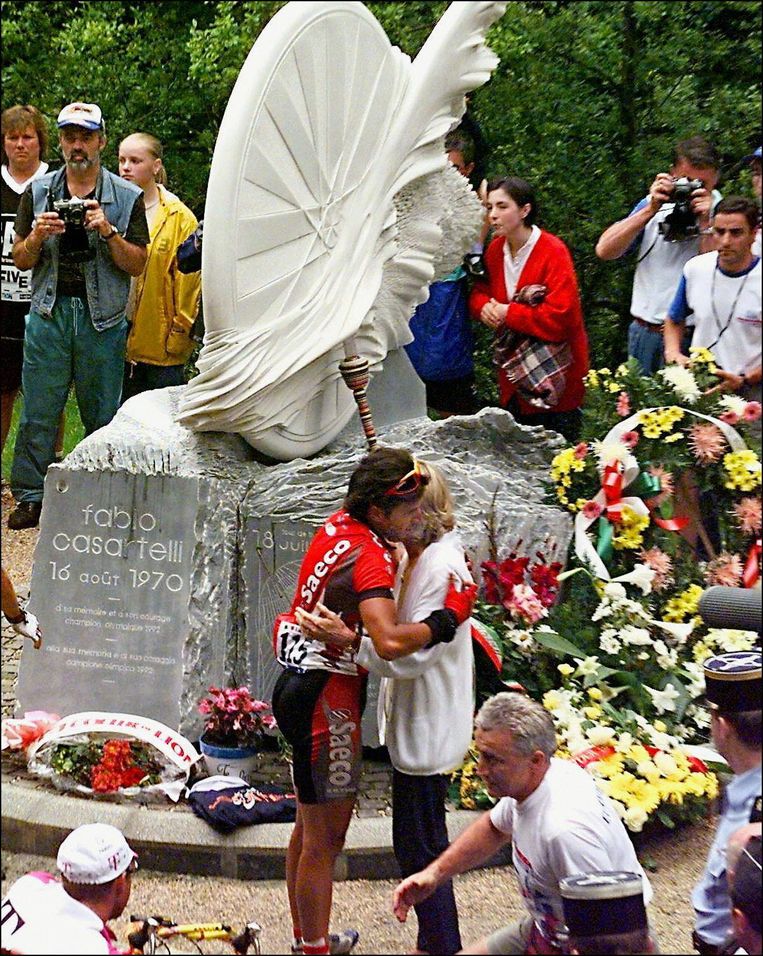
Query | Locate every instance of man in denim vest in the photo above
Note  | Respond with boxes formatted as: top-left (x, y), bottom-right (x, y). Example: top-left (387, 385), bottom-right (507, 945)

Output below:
top-left (8, 102), bottom-right (149, 529)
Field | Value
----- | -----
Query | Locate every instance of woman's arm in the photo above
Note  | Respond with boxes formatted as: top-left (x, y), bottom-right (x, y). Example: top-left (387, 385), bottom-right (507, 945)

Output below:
top-left (503, 241), bottom-right (581, 342)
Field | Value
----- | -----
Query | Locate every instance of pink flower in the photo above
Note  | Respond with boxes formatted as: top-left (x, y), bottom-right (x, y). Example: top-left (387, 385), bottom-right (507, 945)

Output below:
top-left (689, 423), bottom-right (727, 464)
top-left (1, 711), bottom-right (60, 752)
top-left (732, 497), bottom-right (762, 535)
top-left (720, 410), bottom-right (740, 426)
top-left (638, 547), bottom-right (673, 591)
top-left (706, 552), bottom-right (744, 588)
top-left (647, 465), bottom-right (674, 507)
top-left (582, 500), bottom-right (602, 521)
top-left (505, 583), bottom-right (547, 625)
top-left (574, 442), bottom-right (588, 460)
top-left (622, 431), bottom-right (639, 449)
top-left (743, 401), bottom-right (762, 422)
top-left (616, 392), bottom-right (631, 417)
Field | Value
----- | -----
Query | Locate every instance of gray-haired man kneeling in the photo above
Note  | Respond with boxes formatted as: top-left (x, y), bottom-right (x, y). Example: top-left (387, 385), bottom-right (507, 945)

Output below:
top-left (392, 692), bottom-right (653, 955)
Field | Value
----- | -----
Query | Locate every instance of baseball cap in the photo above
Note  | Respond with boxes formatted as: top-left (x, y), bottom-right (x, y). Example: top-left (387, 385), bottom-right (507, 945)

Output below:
top-left (57, 823), bottom-right (137, 884)
top-left (742, 145), bottom-right (762, 163)
top-left (57, 102), bottom-right (104, 132)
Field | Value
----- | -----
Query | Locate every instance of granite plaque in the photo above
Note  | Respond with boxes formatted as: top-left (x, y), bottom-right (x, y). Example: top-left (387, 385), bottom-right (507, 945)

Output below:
top-left (18, 469), bottom-right (197, 729)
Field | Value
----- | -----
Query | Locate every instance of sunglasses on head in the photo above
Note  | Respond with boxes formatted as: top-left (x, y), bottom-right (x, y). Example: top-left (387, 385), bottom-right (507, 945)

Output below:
top-left (384, 461), bottom-right (428, 497)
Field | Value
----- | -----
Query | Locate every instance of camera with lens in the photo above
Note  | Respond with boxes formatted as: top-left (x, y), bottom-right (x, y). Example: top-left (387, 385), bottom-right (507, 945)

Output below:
top-left (52, 196), bottom-right (89, 227)
top-left (657, 177), bottom-right (704, 243)
top-left (463, 251), bottom-right (486, 278)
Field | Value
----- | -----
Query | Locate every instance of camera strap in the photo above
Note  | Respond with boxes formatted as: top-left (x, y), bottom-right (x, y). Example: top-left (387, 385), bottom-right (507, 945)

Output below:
top-left (707, 265), bottom-right (752, 352)
top-left (635, 236), bottom-right (658, 264)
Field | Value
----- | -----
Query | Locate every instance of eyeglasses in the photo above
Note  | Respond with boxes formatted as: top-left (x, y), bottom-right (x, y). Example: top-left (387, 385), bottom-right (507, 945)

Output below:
top-left (384, 461), bottom-right (427, 497)
top-left (125, 859), bottom-right (139, 878)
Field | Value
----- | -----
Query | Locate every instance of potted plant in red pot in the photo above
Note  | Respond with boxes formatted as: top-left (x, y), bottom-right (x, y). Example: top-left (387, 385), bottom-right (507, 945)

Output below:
top-left (197, 685), bottom-right (276, 783)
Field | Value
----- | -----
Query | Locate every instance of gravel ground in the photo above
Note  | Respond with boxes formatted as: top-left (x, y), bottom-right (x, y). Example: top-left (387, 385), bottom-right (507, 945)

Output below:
top-left (1, 482), bottom-right (714, 955)
top-left (2, 817), bottom-right (713, 955)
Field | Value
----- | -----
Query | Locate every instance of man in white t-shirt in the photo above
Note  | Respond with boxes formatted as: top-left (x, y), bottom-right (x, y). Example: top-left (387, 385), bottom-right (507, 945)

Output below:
top-left (664, 196), bottom-right (761, 405)
top-left (0, 823), bottom-right (137, 954)
top-left (596, 136), bottom-right (721, 375)
top-left (392, 692), bottom-right (652, 955)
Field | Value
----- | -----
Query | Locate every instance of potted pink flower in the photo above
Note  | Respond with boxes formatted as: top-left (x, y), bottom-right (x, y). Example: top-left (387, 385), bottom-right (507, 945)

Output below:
top-left (197, 685), bottom-right (276, 782)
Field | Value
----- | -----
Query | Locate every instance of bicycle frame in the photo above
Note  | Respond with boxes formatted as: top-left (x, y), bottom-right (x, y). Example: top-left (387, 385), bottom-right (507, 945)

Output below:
top-left (128, 916), bottom-right (262, 955)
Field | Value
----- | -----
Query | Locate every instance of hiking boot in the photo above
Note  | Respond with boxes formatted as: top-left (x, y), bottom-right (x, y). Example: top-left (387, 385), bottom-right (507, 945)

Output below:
top-left (291, 930), bottom-right (360, 955)
top-left (8, 501), bottom-right (42, 530)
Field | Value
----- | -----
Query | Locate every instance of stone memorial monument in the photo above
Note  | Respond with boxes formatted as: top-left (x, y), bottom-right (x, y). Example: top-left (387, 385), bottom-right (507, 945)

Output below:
top-left (17, 1), bottom-right (574, 740)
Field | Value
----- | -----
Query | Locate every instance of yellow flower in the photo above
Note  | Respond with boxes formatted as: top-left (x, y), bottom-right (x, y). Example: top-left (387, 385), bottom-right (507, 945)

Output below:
top-left (637, 760), bottom-right (662, 785)
top-left (558, 663), bottom-right (574, 677)
top-left (587, 688), bottom-right (603, 701)
top-left (543, 690), bottom-right (565, 711)
top-left (623, 805), bottom-right (649, 832)
top-left (653, 720), bottom-right (667, 733)
top-left (584, 705), bottom-right (603, 720)
top-left (723, 450), bottom-right (762, 492)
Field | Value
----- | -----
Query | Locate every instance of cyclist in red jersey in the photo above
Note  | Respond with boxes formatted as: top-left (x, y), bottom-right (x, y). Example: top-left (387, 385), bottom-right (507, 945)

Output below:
top-left (272, 447), bottom-right (476, 956)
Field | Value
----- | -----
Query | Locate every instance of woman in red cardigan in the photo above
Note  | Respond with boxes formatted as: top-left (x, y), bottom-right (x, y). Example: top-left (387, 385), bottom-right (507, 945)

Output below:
top-left (469, 176), bottom-right (589, 441)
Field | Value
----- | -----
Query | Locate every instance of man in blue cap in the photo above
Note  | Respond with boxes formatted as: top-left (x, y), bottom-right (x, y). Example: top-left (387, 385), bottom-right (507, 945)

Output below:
top-left (692, 651), bottom-right (762, 955)
top-left (8, 102), bottom-right (149, 530)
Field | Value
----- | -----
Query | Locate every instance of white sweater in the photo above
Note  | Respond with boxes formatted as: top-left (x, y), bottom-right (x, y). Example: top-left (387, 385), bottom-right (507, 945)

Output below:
top-left (357, 530), bottom-right (474, 775)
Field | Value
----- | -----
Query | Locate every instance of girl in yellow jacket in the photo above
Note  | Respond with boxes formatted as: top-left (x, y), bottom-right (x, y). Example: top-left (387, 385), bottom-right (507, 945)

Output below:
top-left (118, 133), bottom-right (201, 401)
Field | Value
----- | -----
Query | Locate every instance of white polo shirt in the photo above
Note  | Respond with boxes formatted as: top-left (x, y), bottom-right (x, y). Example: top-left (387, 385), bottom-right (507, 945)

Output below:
top-left (626, 191), bottom-right (722, 325)
top-left (489, 758), bottom-right (652, 949)
top-left (0, 872), bottom-right (121, 954)
top-left (668, 252), bottom-right (761, 376)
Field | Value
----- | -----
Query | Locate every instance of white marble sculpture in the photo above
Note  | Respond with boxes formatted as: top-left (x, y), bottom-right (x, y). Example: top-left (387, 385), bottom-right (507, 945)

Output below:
top-left (177, 0), bottom-right (506, 460)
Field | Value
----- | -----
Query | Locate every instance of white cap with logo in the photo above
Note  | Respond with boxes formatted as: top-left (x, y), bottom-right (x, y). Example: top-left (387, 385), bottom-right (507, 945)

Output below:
top-left (57, 102), bottom-right (104, 132)
top-left (56, 823), bottom-right (136, 884)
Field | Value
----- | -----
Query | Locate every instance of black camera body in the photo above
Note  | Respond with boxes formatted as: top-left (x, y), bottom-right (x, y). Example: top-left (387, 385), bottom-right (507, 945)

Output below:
top-left (658, 177), bottom-right (704, 243)
top-left (52, 196), bottom-right (88, 227)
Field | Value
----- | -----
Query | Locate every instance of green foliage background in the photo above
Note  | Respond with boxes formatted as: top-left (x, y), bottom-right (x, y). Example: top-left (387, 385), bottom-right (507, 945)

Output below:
top-left (2, 0), bottom-right (760, 386)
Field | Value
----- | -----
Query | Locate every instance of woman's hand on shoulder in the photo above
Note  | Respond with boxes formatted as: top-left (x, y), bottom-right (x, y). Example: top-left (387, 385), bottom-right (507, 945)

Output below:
top-left (295, 603), bottom-right (357, 648)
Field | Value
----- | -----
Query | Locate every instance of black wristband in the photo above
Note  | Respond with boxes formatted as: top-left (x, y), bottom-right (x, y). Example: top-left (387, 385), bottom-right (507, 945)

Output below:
top-left (422, 608), bottom-right (458, 647)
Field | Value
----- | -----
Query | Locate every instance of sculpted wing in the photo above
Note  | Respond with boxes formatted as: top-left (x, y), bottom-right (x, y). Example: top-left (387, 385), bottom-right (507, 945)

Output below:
top-left (177, 1), bottom-right (506, 460)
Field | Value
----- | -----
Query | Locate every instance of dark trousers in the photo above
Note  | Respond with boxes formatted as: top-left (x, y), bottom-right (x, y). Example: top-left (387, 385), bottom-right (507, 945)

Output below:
top-left (121, 361), bottom-right (186, 404)
top-left (505, 397), bottom-right (582, 443)
top-left (392, 769), bottom-right (462, 955)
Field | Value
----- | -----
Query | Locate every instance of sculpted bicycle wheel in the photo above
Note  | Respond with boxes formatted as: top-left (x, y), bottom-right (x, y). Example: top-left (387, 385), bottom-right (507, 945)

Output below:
top-left (177, 1), bottom-right (506, 459)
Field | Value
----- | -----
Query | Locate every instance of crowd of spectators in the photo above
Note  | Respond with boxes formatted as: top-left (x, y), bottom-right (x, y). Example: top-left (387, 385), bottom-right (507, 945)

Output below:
top-left (1, 96), bottom-right (761, 956)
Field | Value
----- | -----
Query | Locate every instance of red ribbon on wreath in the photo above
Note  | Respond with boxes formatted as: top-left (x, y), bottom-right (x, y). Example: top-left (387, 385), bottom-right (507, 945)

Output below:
top-left (602, 463), bottom-right (625, 523)
top-left (743, 538), bottom-right (762, 588)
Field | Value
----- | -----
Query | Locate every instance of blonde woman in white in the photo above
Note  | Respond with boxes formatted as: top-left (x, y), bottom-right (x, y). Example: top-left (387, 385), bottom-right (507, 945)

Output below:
top-left (299, 461), bottom-right (474, 954)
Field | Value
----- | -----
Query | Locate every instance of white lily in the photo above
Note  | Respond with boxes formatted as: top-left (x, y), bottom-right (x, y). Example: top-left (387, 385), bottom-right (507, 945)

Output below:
top-left (611, 563), bottom-right (655, 595)
top-left (645, 682), bottom-right (682, 714)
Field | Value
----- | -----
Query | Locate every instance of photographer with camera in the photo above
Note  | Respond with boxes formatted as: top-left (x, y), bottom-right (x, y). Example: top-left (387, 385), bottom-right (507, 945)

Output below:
top-left (7, 102), bottom-right (149, 530)
top-left (595, 136), bottom-right (721, 375)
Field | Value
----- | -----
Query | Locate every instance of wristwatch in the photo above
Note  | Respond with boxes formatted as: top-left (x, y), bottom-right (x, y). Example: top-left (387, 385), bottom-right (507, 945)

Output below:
top-left (101, 226), bottom-right (119, 242)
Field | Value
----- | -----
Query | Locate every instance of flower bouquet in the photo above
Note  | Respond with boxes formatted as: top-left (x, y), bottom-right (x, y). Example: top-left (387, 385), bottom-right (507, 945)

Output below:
top-left (455, 350), bottom-right (759, 833)
top-left (197, 685), bottom-right (276, 749)
top-left (26, 712), bottom-right (199, 802)
top-left (48, 738), bottom-right (163, 792)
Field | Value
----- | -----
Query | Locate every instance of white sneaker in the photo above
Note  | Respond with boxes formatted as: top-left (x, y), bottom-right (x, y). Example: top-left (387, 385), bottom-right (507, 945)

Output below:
top-left (291, 930), bottom-right (360, 955)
